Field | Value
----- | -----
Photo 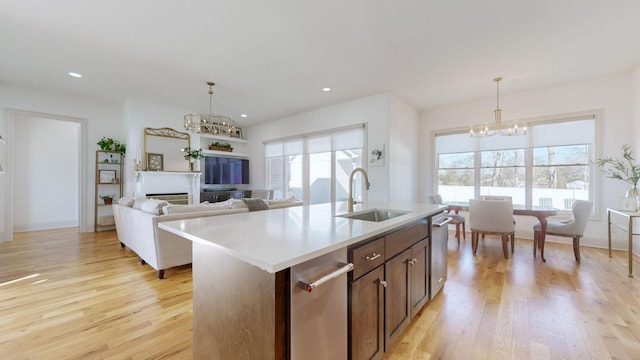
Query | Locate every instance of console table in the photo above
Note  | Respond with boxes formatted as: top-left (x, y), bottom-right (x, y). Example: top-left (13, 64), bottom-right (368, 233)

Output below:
top-left (607, 208), bottom-right (638, 277)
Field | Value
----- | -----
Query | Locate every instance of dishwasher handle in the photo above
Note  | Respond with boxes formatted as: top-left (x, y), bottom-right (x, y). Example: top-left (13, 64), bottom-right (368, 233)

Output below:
top-left (301, 263), bottom-right (354, 293)
top-left (433, 217), bottom-right (453, 227)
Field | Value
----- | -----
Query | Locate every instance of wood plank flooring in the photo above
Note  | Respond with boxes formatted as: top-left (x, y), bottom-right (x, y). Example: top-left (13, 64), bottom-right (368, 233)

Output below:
top-left (1, 228), bottom-right (639, 359)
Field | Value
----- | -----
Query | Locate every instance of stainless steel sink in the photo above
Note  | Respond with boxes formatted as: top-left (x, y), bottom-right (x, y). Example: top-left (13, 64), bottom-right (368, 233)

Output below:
top-left (336, 208), bottom-right (410, 222)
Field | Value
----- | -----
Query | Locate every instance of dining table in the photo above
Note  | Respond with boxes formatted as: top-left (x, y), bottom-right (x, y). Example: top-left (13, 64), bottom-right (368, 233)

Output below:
top-left (444, 201), bottom-right (558, 261)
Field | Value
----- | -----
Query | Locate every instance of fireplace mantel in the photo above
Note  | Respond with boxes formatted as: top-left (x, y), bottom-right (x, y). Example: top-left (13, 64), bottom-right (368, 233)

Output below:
top-left (133, 171), bottom-right (201, 204)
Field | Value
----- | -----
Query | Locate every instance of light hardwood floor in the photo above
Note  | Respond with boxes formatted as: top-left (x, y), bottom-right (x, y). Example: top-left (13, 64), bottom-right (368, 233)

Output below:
top-left (1, 228), bottom-right (639, 359)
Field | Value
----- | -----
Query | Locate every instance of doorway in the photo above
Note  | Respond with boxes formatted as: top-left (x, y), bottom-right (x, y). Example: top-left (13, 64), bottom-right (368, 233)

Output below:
top-left (10, 112), bottom-right (86, 235)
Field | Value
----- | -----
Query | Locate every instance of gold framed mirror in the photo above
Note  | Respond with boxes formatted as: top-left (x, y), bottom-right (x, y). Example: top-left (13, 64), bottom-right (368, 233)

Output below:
top-left (144, 127), bottom-right (190, 172)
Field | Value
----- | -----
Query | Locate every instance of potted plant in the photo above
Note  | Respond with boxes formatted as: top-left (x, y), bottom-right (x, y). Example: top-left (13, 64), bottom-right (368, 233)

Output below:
top-left (182, 147), bottom-right (203, 171)
top-left (97, 137), bottom-right (115, 151)
top-left (97, 137), bottom-right (126, 161)
top-left (99, 194), bottom-right (115, 205)
top-left (209, 141), bottom-right (233, 152)
top-left (597, 144), bottom-right (640, 201)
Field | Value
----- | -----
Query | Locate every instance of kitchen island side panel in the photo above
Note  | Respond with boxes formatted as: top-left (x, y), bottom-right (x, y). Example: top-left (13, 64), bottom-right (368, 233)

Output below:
top-left (193, 241), bottom-right (287, 360)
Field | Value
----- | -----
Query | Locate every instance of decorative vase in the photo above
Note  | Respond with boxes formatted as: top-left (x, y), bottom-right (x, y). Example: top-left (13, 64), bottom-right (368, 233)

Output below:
top-left (626, 185), bottom-right (640, 209)
top-left (104, 198), bottom-right (113, 205)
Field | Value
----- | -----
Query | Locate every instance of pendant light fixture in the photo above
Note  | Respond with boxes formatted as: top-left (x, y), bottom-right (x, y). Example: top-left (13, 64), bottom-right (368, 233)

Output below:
top-left (470, 77), bottom-right (527, 137)
top-left (184, 81), bottom-right (237, 136)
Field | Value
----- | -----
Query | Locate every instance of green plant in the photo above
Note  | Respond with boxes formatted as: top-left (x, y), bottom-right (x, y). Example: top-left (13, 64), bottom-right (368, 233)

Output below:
top-left (99, 194), bottom-right (115, 200)
top-left (113, 141), bottom-right (126, 153)
top-left (596, 144), bottom-right (640, 186)
top-left (210, 141), bottom-right (232, 148)
top-left (97, 137), bottom-right (126, 154)
top-left (97, 137), bottom-right (115, 151)
top-left (182, 147), bottom-right (203, 160)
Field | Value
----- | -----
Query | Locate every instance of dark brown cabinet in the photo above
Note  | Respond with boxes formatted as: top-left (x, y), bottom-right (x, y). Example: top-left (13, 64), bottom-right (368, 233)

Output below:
top-left (409, 239), bottom-right (429, 318)
top-left (200, 190), bottom-right (250, 203)
top-left (349, 219), bottom-right (432, 360)
top-left (349, 265), bottom-right (385, 360)
top-left (384, 247), bottom-right (411, 347)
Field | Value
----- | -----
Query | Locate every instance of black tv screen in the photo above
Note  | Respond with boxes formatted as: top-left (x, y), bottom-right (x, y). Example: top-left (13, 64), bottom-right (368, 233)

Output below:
top-left (204, 156), bottom-right (249, 185)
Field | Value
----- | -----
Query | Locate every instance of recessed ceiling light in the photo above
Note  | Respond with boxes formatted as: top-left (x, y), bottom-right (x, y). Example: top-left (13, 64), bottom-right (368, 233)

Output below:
top-left (68, 72), bottom-right (82, 78)
top-left (322, 87), bottom-right (332, 92)
top-left (240, 114), bottom-right (248, 118)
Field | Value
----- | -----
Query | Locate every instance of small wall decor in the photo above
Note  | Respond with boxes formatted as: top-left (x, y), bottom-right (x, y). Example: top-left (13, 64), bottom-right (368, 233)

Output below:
top-left (369, 144), bottom-right (385, 167)
top-left (99, 170), bottom-right (116, 184)
top-left (147, 153), bottom-right (164, 171)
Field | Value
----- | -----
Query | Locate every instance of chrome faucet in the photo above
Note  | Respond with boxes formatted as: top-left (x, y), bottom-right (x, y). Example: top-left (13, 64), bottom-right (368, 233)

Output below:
top-left (348, 167), bottom-right (370, 212)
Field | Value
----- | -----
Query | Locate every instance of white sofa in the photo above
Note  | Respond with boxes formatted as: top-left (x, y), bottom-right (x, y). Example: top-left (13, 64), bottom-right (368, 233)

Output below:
top-left (113, 197), bottom-right (302, 279)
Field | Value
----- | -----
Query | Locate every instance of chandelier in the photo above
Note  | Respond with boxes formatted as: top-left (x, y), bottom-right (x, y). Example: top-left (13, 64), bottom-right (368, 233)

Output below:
top-left (469, 77), bottom-right (527, 137)
top-left (184, 82), bottom-right (237, 136)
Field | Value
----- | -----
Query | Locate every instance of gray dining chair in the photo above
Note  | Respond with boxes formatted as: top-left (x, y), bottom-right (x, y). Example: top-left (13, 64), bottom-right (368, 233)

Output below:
top-left (469, 199), bottom-right (515, 258)
top-left (428, 194), bottom-right (466, 243)
top-left (533, 200), bottom-right (592, 262)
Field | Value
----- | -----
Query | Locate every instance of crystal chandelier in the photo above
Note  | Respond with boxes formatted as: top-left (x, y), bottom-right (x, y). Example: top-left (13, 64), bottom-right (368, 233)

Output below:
top-left (184, 82), bottom-right (237, 136)
top-left (470, 77), bottom-right (527, 137)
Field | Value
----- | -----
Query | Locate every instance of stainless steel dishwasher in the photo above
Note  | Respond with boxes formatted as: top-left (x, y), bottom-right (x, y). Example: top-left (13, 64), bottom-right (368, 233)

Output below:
top-left (290, 248), bottom-right (353, 360)
top-left (431, 213), bottom-right (451, 299)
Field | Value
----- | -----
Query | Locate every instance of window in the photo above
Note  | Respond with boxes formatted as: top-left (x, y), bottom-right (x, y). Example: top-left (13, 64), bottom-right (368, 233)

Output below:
top-left (265, 125), bottom-right (365, 203)
top-left (532, 144), bottom-right (590, 209)
top-left (435, 114), bottom-right (596, 208)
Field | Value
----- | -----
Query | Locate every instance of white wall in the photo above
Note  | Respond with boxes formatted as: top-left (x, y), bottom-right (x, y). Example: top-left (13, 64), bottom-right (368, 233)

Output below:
top-left (121, 100), bottom-right (192, 197)
top-left (0, 111), bottom-right (7, 241)
top-left (419, 72), bottom-right (635, 251)
top-left (632, 66), bottom-right (640, 256)
top-left (0, 82), bottom-right (123, 235)
top-left (245, 93), bottom-right (395, 203)
top-left (13, 115), bottom-right (80, 231)
top-left (389, 94), bottom-right (419, 203)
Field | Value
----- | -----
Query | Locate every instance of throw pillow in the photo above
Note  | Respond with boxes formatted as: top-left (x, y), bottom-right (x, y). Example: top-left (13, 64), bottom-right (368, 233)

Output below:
top-left (140, 199), bottom-right (169, 215)
top-left (118, 196), bottom-right (135, 207)
top-left (242, 198), bottom-right (269, 211)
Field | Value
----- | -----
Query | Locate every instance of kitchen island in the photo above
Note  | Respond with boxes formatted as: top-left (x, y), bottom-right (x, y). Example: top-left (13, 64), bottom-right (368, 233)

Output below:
top-left (159, 201), bottom-right (447, 360)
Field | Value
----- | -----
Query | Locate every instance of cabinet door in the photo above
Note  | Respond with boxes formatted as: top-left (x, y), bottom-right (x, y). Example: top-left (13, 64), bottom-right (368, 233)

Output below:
top-left (409, 239), bottom-right (429, 318)
top-left (385, 248), bottom-right (411, 349)
top-left (350, 265), bottom-right (384, 360)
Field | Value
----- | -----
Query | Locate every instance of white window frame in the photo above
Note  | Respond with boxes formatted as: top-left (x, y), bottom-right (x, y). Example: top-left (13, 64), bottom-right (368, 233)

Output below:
top-left (264, 124), bottom-right (366, 204)
top-left (432, 110), bottom-right (602, 218)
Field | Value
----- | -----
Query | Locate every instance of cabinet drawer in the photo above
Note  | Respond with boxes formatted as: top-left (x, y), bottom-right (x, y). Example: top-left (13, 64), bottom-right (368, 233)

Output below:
top-left (385, 221), bottom-right (428, 259)
top-left (350, 237), bottom-right (385, 280)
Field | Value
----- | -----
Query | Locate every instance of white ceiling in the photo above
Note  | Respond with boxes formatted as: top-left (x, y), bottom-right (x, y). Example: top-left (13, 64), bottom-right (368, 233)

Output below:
top-left (2, 1), bottom-right (640, 126)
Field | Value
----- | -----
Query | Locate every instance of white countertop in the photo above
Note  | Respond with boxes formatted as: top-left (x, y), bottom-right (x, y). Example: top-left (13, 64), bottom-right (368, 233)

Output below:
top-left (159, 201), bottom-right (447, 273)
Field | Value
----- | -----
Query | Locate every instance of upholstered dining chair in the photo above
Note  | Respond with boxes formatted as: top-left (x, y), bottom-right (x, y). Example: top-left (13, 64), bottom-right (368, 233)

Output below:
top-left (469, 199), bottom-right (515, 258)
top-left (479, 195), bottom-right (515, 239)
top-left (428, 195), bottom-right (466, 243)
top-left (533, 200), bottom-right (592, 262)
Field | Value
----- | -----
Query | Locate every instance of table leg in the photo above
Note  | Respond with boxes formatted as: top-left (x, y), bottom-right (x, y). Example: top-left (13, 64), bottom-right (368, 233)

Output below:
top-left (608, 210), bottom-right (612, 258)
top-left (538, 215), bottom-right (548, 262)
top-left (629, 216), bottom-right (634, 278)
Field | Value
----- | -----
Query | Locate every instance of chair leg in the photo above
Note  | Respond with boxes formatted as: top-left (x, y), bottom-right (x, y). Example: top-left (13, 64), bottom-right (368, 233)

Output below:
top-left (455, 223), bottom-right (461, 245)
top-left (573, 236), bottom-right (581, 262)
top-left (472, 232), bottom-right (478, 254)
top-left (462, 222), bottom-right (466, 240)
top-left (533, 231), bottom-right (538, 258)
top-left (501, 234), bottom-right (509, 259)
top-left (511, 232), bottom-right (515, 253)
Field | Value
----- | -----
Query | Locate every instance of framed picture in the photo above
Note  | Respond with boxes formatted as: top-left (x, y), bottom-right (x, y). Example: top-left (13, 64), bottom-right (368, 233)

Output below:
top-left (99, 170), bottom-right (116, 184)
top-left (369, 144), bottom-right (385, 167)
top-left (147, 153), bottom-right (164, 171)
top-left (230, 127), bottom-right (243, 139)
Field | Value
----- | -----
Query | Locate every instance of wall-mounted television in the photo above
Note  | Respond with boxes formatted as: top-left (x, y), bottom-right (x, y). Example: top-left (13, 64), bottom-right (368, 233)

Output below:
top-left (204, 156), bottom-right (250, 185)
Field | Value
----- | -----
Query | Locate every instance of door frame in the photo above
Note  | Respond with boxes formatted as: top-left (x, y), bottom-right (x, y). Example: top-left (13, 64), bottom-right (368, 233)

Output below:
top-left (6, 109), bottom-right (88, 238)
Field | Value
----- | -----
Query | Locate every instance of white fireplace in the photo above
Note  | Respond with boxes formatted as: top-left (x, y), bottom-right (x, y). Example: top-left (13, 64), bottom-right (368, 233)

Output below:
top-left (132, 171), bottom-right (201, 204)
